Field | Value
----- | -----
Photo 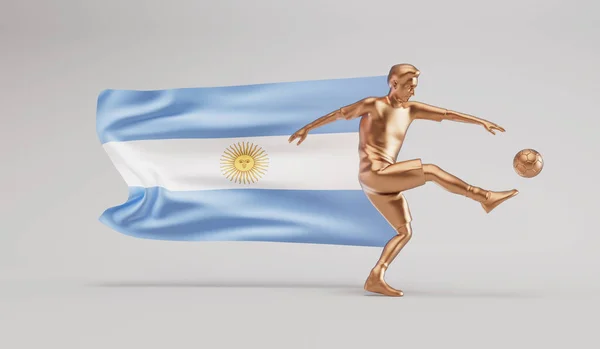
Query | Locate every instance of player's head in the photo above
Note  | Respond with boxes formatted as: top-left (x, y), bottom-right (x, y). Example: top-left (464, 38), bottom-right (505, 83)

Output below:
top-left (388, 64), bottom-right (420, 103)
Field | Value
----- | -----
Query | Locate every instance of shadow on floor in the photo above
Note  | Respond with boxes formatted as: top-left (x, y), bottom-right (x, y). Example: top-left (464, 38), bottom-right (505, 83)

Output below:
top-left (89, 280), bottom-right (356, 289)
top-left (88, 280), bottom-right (542, 299)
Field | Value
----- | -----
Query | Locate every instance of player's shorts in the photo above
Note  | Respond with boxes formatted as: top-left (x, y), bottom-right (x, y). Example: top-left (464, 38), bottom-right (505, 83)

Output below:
top-left (359, 158), bottom-right (427, 229)
top-left (359, 158), bottom-right (426, 194)
top-left (363, 190), bottom-right (413, 229)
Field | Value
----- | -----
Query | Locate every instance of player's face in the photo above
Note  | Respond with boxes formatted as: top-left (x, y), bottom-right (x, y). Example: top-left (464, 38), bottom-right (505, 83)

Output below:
top-left (407, 77), bottom-right (417, 98)
top-left (393, 76), bottom-right (417, 102)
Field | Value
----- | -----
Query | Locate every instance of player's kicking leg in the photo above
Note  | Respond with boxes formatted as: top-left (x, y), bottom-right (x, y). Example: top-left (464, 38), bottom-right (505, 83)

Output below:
top-left (422, 164), bottom-right (518, 213)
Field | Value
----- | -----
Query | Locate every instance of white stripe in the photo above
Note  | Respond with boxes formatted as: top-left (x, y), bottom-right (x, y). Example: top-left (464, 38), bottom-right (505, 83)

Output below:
top-left (103, 133), bottom-right (363, 191)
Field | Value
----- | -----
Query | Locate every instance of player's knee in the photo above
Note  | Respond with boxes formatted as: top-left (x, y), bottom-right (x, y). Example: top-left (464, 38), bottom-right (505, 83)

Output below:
top-left (423, 164), bottom-right (443, 182)
top-left (423, 163), bottom-right (440, 175)
top-left (396, 223), bottom-right (412, 239)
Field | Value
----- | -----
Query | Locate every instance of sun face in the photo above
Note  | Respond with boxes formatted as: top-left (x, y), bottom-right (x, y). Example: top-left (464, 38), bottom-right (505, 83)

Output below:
top-left (220, 142), bottom-right (269, 184)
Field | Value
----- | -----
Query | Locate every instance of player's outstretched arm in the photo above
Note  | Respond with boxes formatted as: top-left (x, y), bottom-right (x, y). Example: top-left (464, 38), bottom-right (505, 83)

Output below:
top-left (409, 101), bottom-right (505, 135)
top-left (288, 97), bottom-right (375, 145)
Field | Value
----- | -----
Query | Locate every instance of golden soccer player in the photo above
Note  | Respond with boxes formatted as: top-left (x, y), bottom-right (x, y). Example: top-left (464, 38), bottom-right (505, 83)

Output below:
top-left (288, 64), bottom-right (518, 297)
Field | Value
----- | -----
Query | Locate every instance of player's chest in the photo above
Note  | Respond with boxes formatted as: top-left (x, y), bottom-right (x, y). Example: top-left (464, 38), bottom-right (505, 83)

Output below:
top-left (378, 107), bottom-right (412, 131)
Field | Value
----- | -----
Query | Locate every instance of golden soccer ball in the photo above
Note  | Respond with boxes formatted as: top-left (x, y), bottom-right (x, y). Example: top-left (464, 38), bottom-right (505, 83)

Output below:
top-left (513, 149), bottom-right (544, 178)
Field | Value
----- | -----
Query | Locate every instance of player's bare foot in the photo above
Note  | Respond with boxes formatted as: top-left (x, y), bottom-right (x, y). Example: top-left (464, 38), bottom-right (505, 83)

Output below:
top-left (481, 189), bottom-right (519, 213)
top-left (364, 268), bottom-right (403, 297)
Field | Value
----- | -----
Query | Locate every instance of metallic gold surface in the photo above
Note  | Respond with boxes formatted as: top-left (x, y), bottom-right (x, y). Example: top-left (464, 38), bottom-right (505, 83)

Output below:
top-left (513, 148), bottom-right (544, 178)
top-left (289, 64), bottom-right (518, 297)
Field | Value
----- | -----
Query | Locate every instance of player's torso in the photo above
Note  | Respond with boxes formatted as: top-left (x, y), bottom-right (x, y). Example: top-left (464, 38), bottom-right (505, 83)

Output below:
top-left (358, 100), bottom-right (414, 165)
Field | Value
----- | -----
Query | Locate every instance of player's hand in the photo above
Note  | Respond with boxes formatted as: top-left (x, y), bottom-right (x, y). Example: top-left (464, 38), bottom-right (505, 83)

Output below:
top-left (288, 127), bottom-right (309, 145)
top-left (482, 121), bottom-right (505, 135)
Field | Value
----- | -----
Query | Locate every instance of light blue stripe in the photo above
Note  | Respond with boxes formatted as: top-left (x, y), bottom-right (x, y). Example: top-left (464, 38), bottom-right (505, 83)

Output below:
top-left (96, 75), bottom-right (387, 144)
top-left (99, 187), bottom-right (396, 247)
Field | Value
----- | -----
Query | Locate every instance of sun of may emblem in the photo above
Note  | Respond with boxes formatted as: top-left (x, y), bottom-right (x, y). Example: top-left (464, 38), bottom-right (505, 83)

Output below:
top-left (220, 142), bottom-right (269, 184)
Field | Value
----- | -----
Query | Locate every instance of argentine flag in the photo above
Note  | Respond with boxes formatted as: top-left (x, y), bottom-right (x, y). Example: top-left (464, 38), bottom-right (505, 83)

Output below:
top-left (97, 75), bottom-right (397, 247)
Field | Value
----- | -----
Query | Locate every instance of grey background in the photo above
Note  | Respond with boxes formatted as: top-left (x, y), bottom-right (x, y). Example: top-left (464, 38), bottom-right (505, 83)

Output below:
top-left (1, 0), bottom-right (599, 348)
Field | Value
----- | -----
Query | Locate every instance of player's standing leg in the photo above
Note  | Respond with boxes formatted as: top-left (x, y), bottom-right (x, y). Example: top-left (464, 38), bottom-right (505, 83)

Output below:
top-left (364, 223), bottom-right (413, 296)
top-left (362, 191), bottom-right (414, 297)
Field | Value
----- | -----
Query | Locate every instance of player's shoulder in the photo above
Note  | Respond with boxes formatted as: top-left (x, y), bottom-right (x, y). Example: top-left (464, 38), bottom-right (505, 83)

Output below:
top-left (404, 100), bottom-right (440, 114)
top-left (347, 96), bottom-right (382, 113)
top-left (404, 100), bottom-right (426, 109)
top-left (359, 96), bottom-right (387, 107)
top-left (404, 100), bottom-right (447, 121)
top-left (360, 96), bottom-right (380, 104)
